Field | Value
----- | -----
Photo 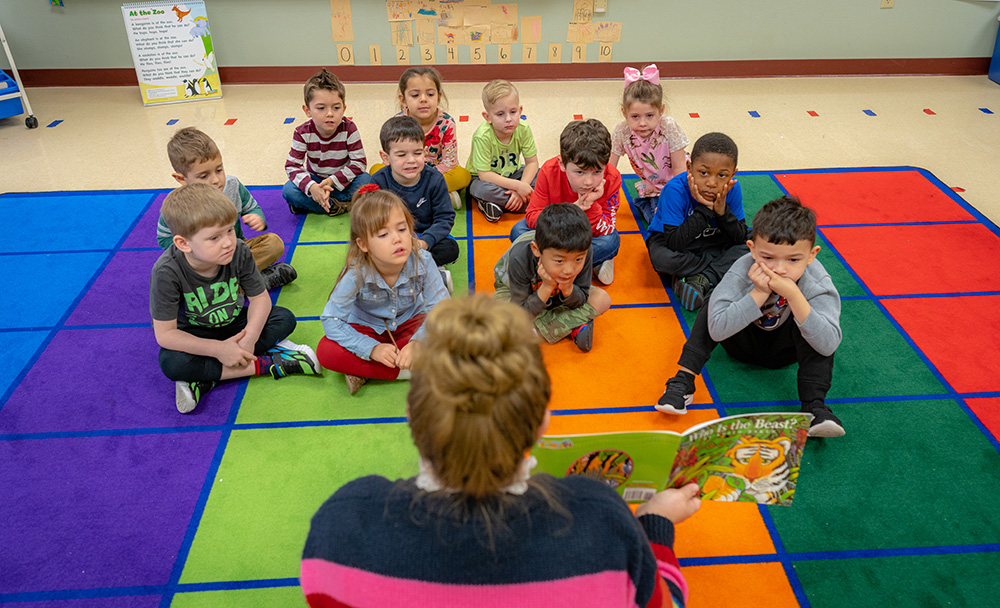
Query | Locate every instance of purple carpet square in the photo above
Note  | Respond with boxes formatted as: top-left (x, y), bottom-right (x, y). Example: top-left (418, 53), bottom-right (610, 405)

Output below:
top-left (121, 192), bottom-right (168, 249)
top-left (0, 327), bottom-right (238, 435)
top-left (9, 597), bottom-right (161, 607)
top-left (66, 250), bottom-right (164, 326)
top-left (245, 186), bottom-right (303, 247)
top-left (0, 431), bottom-right (220, 593)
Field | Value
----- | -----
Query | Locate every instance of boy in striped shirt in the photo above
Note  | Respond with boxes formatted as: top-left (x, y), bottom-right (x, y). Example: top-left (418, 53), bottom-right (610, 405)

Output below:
top-left (282, 68), bottom-right (374, 216)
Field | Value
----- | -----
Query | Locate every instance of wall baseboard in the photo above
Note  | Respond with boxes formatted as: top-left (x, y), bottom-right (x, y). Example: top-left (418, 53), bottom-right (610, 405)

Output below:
top-left (17, 57), bottom-right (990, 87)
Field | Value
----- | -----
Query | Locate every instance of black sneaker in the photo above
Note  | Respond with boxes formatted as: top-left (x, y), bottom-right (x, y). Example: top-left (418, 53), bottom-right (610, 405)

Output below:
top-left (476, 198), bottom-right (504, 223)
top-left (267, 339), bottom-right (322, 379)
top-left (287, 203), bottom-right (307, 215)
top-left (175, 380), bottom-right (215, 414)
top-left (805, 404), bottom-right (846, 437)
top-left (672, 274), bottom-right (711, 311)
top-left (571, 321), bottom-right (593, 352)
top-left (655, 371), bottom-right (695, 414)
top-left (261, 262), bottom-right (298, 291)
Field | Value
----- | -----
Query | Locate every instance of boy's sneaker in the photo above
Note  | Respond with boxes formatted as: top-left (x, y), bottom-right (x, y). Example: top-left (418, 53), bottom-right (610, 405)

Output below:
top-left (175, 380), bottom-right (216, 414)
top-left (476, 198), bottom-right (503, 223)
top-left (805, 404), bottom-right (846, 437)
top-left (439, 267), bottom-right (454, 294)
top-left (449, 191), bottom-right (463, 210)
top-left (287, 203), bottom-right (307, 215)
top-left (326, 200), bottom-right (349, 217)
top-left (267, 339), bottom-right (322, 379)
top-left (655, 371), bottom-right (695, 415)
top-left (570, 321), bottom-right (593, 352)
top-left (345, 374), bottom-right (367, 395)
top-left (261, 263), bottom-right (298, 291)
top-left (673, 274), bottom-right (711, 311)
top-left (595, 259), bottom-right (614, 285)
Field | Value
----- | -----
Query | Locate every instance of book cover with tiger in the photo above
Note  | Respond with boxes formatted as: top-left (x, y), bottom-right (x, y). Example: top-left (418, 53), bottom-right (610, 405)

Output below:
top-left (530, 413), bottom-right (812, 506)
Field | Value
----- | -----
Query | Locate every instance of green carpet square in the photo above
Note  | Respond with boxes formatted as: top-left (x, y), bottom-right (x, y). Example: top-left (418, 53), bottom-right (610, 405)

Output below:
top-left (180, 423), bottom-right (418, 583)
top-left (793, 551), bottom-right (1000, 607)
top-left (748, 399), bottom-right (1000, 553)
top-left (700, 299), bottom-right (944, 404)
top-left (277, 243), bottom-right (347, 318)
top-left (298, 212), bottom-right (350, 243)
top-left (172, 586), bottom-right (304, 607)
top-left (237, 320), bottom-right (411, 424)
top-left (738, 173), bottom-right (788, 222)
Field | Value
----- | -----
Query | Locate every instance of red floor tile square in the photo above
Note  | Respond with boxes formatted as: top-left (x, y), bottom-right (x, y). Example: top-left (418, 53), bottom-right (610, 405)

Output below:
top-left (822, 223), bottom-right (1000, 295)
top-left (881, 295), bottom-right (1000, 393)
top-left (775, 170), bottom-right (974, 225)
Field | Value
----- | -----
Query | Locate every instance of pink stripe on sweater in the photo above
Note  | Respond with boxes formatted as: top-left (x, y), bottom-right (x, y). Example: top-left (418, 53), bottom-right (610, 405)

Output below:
top-left (657, 561), bottom-right (688, 605)
top-left (301, 559), bottom-right (642, 608)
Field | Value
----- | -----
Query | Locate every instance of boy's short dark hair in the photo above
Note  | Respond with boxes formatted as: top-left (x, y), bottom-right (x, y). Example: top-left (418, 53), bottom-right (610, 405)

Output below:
top-left (162, 183), bottom-right (238, 240)
top-left (379, 115), bottom-right (425, 152)
top-left (167, 127), bottom-right (220, 175)
top-left (534, 204), bottom-right (592, 253)
top-left (304, 68), bottom-right (346, 106)
top-left (559, 119), bottom-right (611, 170)
top-left (752, 195), bottom-right (817, 246)
top-left (691, 132), bottom-right (738, 166)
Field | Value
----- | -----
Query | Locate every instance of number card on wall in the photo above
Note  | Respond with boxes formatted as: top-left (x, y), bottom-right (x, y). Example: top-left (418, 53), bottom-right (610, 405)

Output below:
top-left (572, 43), bottom-right (586, 63)
top-left (522, 44), bottom-right (536, 63)
top-left (369, 44), bottom-right (382, 65)
top-left (471, 43), bottom-right (486, 64)
top-left (396, 45), bottom-right (410, 65)
top-left (497, 44), bottom-right (511, 63)
top-left (420, 45), bottom-right (435, 64)
top-left (548, 43), bottom-right (562, 63)
top-left (598, 42), bottom-right (612, 62)
top-left (445, 43), bottom-right (458, 64)
top-left (337, 44), bottom-right (355, 65)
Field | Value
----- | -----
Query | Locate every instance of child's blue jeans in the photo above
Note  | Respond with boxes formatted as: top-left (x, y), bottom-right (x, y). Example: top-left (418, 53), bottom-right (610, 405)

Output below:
top-left (282, 172), bottom-right (374, 214)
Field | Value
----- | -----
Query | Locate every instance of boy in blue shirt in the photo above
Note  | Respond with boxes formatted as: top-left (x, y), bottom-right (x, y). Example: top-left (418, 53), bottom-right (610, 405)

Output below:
top-left (372, 116), bottom-right (458, 292)
top-left (645, 132), bottom-right (749, 311)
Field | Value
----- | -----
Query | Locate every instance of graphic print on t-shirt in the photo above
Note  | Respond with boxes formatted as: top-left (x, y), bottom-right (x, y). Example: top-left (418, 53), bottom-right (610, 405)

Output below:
top-left (183, 276), bottom-right (241, 327)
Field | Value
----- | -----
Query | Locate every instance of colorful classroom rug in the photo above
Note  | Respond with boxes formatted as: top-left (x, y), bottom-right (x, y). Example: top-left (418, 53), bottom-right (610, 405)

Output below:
top-left (1, 167), bottom-right (999, 607)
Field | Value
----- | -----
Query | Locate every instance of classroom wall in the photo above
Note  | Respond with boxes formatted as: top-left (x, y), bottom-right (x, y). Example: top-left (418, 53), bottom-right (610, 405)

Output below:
top-left (1, 0), bottom-right (998, 73)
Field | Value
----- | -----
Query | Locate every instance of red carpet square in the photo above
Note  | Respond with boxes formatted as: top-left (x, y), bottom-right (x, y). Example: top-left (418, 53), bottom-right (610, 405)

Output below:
top-left (966, 397), bottom-right (1000, 443)
top-left (881, 295), bottom-right (1000, 393)
top-left (822, 223), bottom-right (1000, 295)
top-left (775, 170), bottom-right (974, 225)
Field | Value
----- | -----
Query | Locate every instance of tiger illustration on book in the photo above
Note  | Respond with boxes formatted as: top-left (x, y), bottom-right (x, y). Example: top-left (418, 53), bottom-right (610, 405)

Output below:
top-left (702, 436), bottom-right (793, 504)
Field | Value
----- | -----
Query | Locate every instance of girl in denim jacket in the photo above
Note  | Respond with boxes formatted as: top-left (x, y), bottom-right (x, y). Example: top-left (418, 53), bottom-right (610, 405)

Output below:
top-left (317, 186), bottom-right (450, 395)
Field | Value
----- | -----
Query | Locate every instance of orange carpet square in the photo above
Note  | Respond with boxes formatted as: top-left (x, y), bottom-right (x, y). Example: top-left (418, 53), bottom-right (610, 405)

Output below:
top-left (682, 562), bottom-right (799, 607)
top-left (542, 307), bottom-right (712, 411)
top-left (675, 501), bottom-right (777, 558)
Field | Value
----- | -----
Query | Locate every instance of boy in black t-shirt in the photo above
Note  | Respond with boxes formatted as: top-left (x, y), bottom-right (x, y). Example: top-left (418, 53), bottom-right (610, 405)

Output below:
top-left (150, 183), bottom-right (321, 413)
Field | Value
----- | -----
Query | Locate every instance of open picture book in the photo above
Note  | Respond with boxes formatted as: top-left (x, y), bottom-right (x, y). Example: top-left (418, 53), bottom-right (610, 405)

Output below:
top-left (531, 412), bottom-right (812, 506)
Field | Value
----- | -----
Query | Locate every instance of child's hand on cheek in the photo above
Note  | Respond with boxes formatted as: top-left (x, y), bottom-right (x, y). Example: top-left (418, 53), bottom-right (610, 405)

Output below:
top-left (688, 173), bottom-right (714, 209)
top-left (536, 261), bottom-right (558, 291)
top-left (577, 179), bottom-right (605, 211)
top-left (748, 261), bottom-right (772, 296)
top-left (370, 343), bottom-right (399, 368)
top-left (712, 179), bottom-right (735, 215)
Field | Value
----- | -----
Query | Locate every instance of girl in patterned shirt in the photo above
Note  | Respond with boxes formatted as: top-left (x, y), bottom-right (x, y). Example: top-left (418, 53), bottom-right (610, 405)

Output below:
top-left (609, 64), bottom-right (690, 225)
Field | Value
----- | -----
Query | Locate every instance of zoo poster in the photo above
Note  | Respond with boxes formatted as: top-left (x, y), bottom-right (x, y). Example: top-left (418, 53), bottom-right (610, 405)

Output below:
top-left (531, 412), bottom-right (812, 506)
top-left (121, 1), bottom-right (221, 106)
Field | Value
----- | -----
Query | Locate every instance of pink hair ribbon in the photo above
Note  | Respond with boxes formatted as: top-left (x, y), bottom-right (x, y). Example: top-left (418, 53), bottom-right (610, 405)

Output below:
top-left (623, 64), bottom-right (660, 88)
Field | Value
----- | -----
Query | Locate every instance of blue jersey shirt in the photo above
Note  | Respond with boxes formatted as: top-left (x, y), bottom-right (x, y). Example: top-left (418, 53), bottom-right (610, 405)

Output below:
top-left (649, 172), bottom-right (745, 234)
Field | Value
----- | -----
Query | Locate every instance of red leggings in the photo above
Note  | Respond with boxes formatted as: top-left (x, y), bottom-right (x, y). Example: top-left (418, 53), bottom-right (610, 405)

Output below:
top-left (317, 314), bottom-right (426, 380)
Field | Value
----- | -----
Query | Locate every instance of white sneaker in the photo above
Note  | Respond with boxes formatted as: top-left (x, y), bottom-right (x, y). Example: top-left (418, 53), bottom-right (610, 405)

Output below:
top-left (595, 260), bottom-right (614, 285)
top-left (439, 267), bottom-right (454, 294)
top-left (450, 191), bottom-right (462, 210)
